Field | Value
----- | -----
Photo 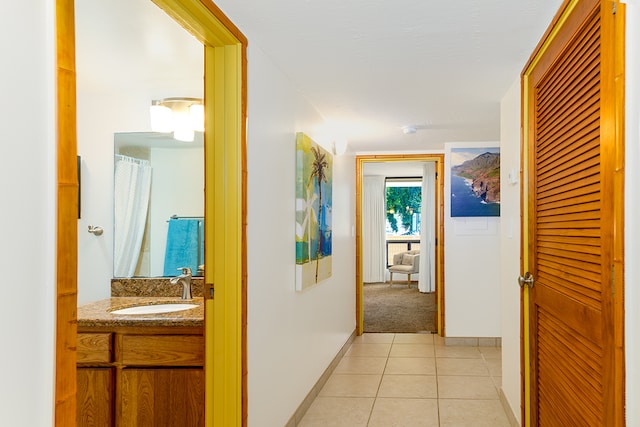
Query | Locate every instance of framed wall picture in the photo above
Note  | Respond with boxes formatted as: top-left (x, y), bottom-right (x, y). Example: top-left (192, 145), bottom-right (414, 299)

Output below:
top-left (450, 147), bottom-right (500, 217)
top-left (295, 132), bottom-right (333, 290)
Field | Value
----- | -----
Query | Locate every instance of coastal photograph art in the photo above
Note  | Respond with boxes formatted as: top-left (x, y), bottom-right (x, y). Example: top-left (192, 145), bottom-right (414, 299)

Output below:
top-left (295, 132), bottom-right (333, 290)
top-left (450, 147), bottom-right (500, 217)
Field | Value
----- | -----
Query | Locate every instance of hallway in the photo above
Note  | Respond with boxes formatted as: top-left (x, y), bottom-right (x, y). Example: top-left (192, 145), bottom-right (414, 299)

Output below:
top-left (298, 333), bottom-right (510, 426)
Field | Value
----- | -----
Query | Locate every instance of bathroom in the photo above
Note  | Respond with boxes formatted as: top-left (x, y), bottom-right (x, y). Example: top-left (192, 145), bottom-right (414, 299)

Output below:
top-left (74, 1), bottom-right (209, 424)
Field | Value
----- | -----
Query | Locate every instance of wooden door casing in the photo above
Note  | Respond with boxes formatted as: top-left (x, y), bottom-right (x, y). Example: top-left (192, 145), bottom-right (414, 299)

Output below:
top-left (523, 0), bottom-right (625, 425)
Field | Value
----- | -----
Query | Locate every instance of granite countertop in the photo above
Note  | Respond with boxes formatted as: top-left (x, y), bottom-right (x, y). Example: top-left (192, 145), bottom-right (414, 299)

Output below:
top-left (78, 297), bottom-right (204, 328)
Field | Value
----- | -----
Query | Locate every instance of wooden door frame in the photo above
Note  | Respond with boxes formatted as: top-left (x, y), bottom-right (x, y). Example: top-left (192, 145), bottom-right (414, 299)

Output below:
top-left (520, 0), bottom-right (625, 424)
top-left (355, 154), bottom-right (445, 335)
top-left (55, 1), bottom-right (248, 425)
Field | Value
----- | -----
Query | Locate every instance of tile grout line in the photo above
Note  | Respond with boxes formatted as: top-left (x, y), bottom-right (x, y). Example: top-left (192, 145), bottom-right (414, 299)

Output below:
top-left (366, 332), bottom-right (394, 427)
top-left (435, 341), bottom-right (441, 426)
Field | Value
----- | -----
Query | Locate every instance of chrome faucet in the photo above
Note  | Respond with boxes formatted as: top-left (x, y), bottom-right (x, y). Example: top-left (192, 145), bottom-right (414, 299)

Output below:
top-left (170, 267), bottom-right (193, 299)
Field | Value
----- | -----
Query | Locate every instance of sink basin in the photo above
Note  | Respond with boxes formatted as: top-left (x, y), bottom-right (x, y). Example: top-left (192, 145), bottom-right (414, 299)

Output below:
top-left (110, 303), bottom-right (198, 315)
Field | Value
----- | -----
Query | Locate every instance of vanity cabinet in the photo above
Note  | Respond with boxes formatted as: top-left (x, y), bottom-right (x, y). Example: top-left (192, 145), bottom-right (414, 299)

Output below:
top-left (77, 327), bottom-right (204, 427)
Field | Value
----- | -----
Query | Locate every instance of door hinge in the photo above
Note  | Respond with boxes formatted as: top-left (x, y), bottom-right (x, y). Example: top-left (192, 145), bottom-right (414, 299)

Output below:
top-left (206, 283), bottom-right (215, 300)
top-left (612, 1), bottom-right (617, 14)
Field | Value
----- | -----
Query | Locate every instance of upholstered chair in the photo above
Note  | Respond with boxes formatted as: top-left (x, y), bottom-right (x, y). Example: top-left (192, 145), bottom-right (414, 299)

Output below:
top-left (388, 249), bottom-right (420, 287)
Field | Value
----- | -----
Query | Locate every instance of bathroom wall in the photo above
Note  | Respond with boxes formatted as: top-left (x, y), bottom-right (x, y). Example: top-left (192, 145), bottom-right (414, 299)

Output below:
top-left (76, 92), bottom-right (145, 303)
top-left (148, 147), bottom-right (204, 276)
top-left (245, 43), bottom-right (356, 426)
top-left (0, 1), bottom-right (56, 425)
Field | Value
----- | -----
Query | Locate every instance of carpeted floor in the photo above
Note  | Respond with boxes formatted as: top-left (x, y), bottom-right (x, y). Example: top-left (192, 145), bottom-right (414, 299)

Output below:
top-left (363, 283), bottom-right (436, 333)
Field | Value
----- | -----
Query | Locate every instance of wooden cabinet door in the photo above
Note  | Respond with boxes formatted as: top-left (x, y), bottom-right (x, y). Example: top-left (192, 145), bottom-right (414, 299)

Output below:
top-left (120, 368), bottom-right (204, 427)
top-left (77, 368), bottom-right (114, 427)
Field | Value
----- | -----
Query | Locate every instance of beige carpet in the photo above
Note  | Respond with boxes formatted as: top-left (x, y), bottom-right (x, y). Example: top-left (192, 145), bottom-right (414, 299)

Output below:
top-left (363, 283), bottom-right (436, 333)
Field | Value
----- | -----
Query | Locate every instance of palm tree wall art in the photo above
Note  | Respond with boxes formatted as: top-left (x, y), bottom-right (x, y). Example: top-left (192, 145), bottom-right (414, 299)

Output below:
top-left (295, 132), bottom-right (333, 290)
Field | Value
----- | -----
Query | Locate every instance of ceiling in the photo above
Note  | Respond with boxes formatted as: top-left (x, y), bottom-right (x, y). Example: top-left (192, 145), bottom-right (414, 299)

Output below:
top-left (77, 0), bottom-right (564, 153)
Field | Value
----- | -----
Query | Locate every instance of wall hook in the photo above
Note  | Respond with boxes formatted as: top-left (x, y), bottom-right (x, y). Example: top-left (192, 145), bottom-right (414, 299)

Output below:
top-left (88, 225), bottom-right (103, 236)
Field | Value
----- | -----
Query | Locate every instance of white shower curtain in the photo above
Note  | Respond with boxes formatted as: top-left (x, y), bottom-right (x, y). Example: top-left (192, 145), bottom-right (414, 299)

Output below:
top-left (113, 155), bottom-right (152, 277)
top-left (419, 162), bottom-right (436, 293)
top-left (363, 175), bottom-right (387, 283)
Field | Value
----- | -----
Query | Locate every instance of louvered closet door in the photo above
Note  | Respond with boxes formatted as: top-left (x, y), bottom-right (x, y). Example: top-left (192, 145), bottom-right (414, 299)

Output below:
top-left (527, 1), bottom-right (617, 425)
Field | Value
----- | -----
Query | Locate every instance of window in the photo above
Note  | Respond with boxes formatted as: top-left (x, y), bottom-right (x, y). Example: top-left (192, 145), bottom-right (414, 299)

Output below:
top-left (385, 178), bottom-right (422, 236)
top-left (385, 177), bottom-right (421, 266)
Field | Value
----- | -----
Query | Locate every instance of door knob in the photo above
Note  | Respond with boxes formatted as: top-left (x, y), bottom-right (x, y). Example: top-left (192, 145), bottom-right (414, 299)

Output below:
top-left (518, 272), bottom-right (534, 288)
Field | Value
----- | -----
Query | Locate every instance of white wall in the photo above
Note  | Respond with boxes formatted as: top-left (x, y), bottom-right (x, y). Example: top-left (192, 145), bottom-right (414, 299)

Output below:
top-left (499, 79), bottom-right (522, 423)
top-left (444, 143), bottom-right (502, 337)
top-left (246, 44), bottom-right (356, 427)
top-left (76, 92), bottom-right (157, 302)
top-left (148, 147), bottom-right (204, 276)
top-left (625, 1), bottom-right (640, 424)
top-left (0, 1), bottom-right (55, 425)
top-left (75, 0), bottom-right (203, 303)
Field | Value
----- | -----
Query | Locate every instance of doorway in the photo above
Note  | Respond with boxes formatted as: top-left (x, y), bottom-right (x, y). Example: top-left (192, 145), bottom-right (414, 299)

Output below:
top-left (356, 154), bottom-right (445, 336)
top-left (55, 0), bottom-right (247, 424)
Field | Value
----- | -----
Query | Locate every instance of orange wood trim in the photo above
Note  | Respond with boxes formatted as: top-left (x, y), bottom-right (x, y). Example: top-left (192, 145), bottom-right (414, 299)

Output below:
top-left (199, 0), bottom-right (248, 45)
top-left (355, 154), bottom-right (445, 336)
top-left (240, 37), bottom-right (249, 427)
top-left (238, 35), bottom-right (249, 426)
top-left (601, 2), bottom-right (625, 425)
top-left (56, 0), bottom-right (78, 425)
top-left (519, 71), bottom-right (528, 426)
top-left (613, 4), bottom-right (625, 423)
top-left (436, 159), bottom-right (445, 336)
top-left (355, 158), bottom-right (363, 334)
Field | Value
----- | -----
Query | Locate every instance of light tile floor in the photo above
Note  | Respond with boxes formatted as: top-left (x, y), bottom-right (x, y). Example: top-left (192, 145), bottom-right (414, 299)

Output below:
top-left (299, 333), bottom-right (511, 427)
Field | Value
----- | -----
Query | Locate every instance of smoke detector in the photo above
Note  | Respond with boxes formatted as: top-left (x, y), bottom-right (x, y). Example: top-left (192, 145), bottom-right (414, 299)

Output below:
top-left (401, 124), bottom-right (431, 135)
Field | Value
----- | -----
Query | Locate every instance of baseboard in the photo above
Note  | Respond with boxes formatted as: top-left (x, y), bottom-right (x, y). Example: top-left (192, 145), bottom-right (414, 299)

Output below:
top-left (498, 387), bottom-right (521, 427)
top-left (285, 329), bottom-right (357, 427)
top-left (444, 336), bottom-right (502, 347)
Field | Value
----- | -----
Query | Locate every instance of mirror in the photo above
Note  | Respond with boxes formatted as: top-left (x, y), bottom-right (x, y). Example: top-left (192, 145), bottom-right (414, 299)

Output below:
top-left (114, 131), bottom-right (204, 278)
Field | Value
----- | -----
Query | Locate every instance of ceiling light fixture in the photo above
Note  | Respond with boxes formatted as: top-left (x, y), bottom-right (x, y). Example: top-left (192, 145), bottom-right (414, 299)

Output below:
top-left (150, 97), bottom-right (204, 142)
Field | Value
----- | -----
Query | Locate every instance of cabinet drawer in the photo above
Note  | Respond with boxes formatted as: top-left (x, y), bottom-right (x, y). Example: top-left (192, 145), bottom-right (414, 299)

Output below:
top-left (77, 333), bottom-right (112, 363)
top-left (120, 335), bottom-right (204, 366)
